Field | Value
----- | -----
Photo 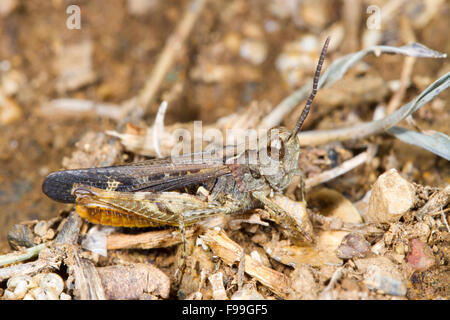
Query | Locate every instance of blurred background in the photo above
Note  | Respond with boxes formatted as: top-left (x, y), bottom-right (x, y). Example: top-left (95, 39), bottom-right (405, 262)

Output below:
top-left (0, 0), bottom-right (448, 249)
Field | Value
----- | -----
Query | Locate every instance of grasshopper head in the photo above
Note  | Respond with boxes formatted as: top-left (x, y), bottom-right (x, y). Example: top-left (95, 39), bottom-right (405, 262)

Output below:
top-left (258, 127), bottom-right (301, 192)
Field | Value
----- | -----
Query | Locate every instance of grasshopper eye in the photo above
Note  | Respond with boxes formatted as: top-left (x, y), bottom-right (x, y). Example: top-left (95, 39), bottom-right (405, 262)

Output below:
top-left (267, 138), bottom-right (285, 161)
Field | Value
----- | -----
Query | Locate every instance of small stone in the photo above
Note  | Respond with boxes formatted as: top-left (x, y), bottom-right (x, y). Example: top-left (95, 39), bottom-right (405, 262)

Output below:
top-left (364, 266), bottom-right (407, 296)
top-left (336, 233), bottom-right (371, 259)
top-left (366, 169), bottom-right (416, 223)
top-left (34, 273), bottom-right (64, 296)
top-left (8, 224), bottom-right (38, 249)
top-left (127, 0), bottom-right (158, 16)
top-left (239, 39), bottom-right (267, 65)
top-left (355, 256), bottom-right (407, 296)
top-left (0, 0), bottom-right (18, 17)
top-left (341, 278), bottom-right (359, 292)
top-left (6, 275), bottom-right (37, 300)
top-left (223, 32), bottom-right (241, 53)
top-left (2, 69), bottom-right (26, 96)
top-left (33, 221), bottom-right (49, 237)
top-left (407, 239), bottom-right (435, 272)
top-left (43, 228), bottom-right (55, 240)
top-left (0, 94), bottom-right (22, 125)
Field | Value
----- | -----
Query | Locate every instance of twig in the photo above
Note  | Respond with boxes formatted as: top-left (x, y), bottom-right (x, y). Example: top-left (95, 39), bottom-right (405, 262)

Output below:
top-left (237, 248), bottom-right (245, 291)
top-left (286, 146), bottom-right (377, 195)
top-left (304, 145), bottom-right (377, 189)
top-left (39, 99), bottom-right (123, 120)
top-left (386, 56), bottom-right (416, 114)
top-left (208, 272), bottom-right (228, 300)
top-left (67, 245), bottom-right (106, 300)
top-left (106, 227), bottom-right (197, 250)
top-left (342, 0), bottom-right (361, 53)
top-left (54, 212), bottom-right (83, 245)
top-left (115, 0), bottom-right (208, 130)
top-left (137, 0), bottom-right (207, 112)
top-left (386, 18), bottom-right (417, 114)
top-left (441, 208), bottom-right (450, 233)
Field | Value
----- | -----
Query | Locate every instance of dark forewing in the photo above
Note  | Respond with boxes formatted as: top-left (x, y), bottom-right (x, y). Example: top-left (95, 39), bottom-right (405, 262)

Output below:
top-left (42, 156), bottom-right (231, 203)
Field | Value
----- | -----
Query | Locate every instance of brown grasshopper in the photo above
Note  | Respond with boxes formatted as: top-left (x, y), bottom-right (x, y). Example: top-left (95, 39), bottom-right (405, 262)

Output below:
top-left (43, 38), bottom-right (330, 255)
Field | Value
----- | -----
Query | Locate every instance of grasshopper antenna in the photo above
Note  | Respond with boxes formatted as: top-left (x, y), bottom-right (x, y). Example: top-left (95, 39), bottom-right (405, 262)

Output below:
top-left (289, 37), bottom-right (330, 141)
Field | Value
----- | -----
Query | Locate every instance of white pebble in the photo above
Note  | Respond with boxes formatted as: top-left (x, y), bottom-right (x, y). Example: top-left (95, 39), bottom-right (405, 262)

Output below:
top-left (6, 275), bottom-right (37, 300)
top-left (240, 39), bottom-right (268, 65)
top-left (366, 169), bottom-right (415, 223)
top-left (35, 273), bottom-right (64, 296)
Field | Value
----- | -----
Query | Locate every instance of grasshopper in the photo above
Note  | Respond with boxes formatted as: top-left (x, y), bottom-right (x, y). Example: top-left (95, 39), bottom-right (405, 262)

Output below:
top-left (43, 38), bottom-right (330, 260)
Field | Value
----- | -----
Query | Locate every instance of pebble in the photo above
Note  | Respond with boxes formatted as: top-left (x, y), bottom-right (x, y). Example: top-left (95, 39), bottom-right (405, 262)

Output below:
top-left (5, 275), bottom-right (37, 300)
top-left (275, 35), bottom-right (321, 88)
top-left (34, 273), bottom-right (64, 296)
top-left (355, 256), bottom-right (407, 296)
top-left (366, 169), bottom-right (416, 223)
top-left (127, 0), bottom-right (157, 16)
top-left (336, 233), bottom-right (371, 259)
top-left (8, 224), bottom-right (38, 249)
top-left (0, 0), bottom-right (18, 17)
top-left (0, 93), bottom-right (22, 125)
top-left (407, 238), bottom-right (435, 272)
top-left (364, 266), bottom-right (407, 296)
top-left (33, 221), bottom-right (49, 237)
top-left (3, 273), bottom-right (65, 300)
top-left (239, 39), bottom-right (268, 65)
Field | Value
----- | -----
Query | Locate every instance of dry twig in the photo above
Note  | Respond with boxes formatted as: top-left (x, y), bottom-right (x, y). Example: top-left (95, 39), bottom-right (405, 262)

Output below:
top-left (138, 0), bottom-right (207, 110)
